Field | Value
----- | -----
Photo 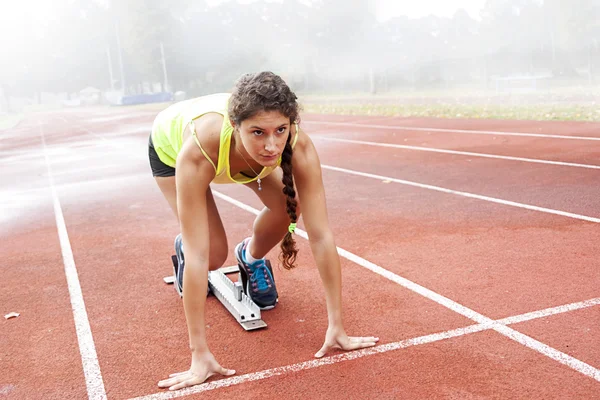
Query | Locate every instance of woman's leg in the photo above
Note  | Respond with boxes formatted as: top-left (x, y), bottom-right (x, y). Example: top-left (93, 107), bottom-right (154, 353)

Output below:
top-left (154, 176), bottom-right (228, 270)
top-left (243, 168), bottom-right (302, 259)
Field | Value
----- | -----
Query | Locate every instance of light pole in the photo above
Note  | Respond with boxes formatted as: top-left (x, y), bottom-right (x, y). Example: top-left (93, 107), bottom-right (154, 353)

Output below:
top-left (115, 19), bottom-right (126, 94)
top-left (160, 41), bottom-right (169, 92)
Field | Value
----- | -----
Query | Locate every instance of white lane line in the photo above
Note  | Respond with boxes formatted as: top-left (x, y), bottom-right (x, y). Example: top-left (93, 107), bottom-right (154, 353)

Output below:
top-left (212, 192), bottom-right (600, 379)
top-left (59, 117), bottom-right (598, 395)
top-left (128, 193), bottom-right (600, 399)
top-left (130, 291), bottom-right (600, 400)
top-left (302, 120), bottom-right (600, 141)
top-left (332, 244), bottom-right (600, 382)
top-left (60, 117), bottom-right (151, 140)
top-left (316, 137), bottom-right (600, 170)
top-left (498, 297), bottom-right (600, 325)
top-left (39, 123), bottom-right (107, 400)
top-left (321, 164), bottom-right (600, 224)
top-left (128, 324), bottom-right (489, 400)
top-left (0, 149), bottom-right (37, 157)
top-left (492, 323), bottom-right (600, 380)
top-left (51, 164), bottom-right (123, 177)
top-left (0, 172), bottom-right (148, 202)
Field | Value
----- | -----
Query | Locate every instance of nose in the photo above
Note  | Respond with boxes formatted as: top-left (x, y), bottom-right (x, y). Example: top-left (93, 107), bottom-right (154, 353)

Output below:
top-left (264, 135), bottom-right (277, 153)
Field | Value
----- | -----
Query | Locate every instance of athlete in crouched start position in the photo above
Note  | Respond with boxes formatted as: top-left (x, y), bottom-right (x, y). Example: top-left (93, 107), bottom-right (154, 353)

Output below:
top-left (148, 71), bottom-right (379, 390)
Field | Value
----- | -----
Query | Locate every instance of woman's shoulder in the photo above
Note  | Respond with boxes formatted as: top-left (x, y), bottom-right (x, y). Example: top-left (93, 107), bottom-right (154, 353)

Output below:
top-left (181, 112), bottom-right (225, 168)
top-left (194, 112), bottom-right (225, 143)
top-left (292, 122), bottom-right (310, 148)
top-left (291, 124), bottom-right (317, 165)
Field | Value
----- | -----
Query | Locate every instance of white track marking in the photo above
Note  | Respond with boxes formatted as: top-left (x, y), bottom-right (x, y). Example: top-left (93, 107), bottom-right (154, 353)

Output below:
top-left (316, 137), bottom-right (600, 170)
top-left (127, 192), bottom-right (600, 399)
top-left (498, 298), bottom-right (600, 325)
top-left (50, 164), bottom-right (123, 177)
top-left (211, 192), bottom-right (600, 378)
top-left (128, 325), bottom-right (489, 400)
top-left (302, 120), bottom-right (600, 141)
top-left (58, 117), bottom-right (600, 226)
top-left (55, 116), bottom-right (599, 395)
top-left (39, 123), bottom-right (107, 400)
top-left (60, 117), bottom-right (151, 140)
top-left (320, 165), bottom-right (600, 223)
top-left (129, 292), bottom-right (600, 400)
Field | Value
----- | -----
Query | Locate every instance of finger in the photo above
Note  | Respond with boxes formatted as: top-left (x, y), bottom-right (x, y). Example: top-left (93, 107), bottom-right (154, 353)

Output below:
top-left (345, 341), bottom-right (378, 351)
top-left (350, 336), bottom-right (379, 343)
top-left (315, 341), bottom-right (341, 358)
top-left (170, 377), bottom-right (202, 391)
top-left (162, 373), bottom-right (191, 386)
top-left (158, 373), bottom-right (189, 388)
top-left (207, 365), bottom-right (236, 379)
top-left (158, 377), bottom-right (177, 388)
top-left (359, 341), bottom-right (378, 349)
top-left (218, 366), bottom-right (236, 376)
top-left (314, 343), bottom-right (330, 358)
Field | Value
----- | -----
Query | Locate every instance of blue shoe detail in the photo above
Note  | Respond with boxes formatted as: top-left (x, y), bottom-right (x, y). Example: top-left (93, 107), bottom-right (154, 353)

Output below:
top-left (235, 239), bottom-right (278, 310)
top-left (173, 234), bottom-right (210, 297)
top-left (173, 234), bottom-right (184, 297)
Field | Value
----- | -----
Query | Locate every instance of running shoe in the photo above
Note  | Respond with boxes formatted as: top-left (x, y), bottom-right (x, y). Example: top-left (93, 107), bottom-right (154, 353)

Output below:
top-left (235, 238), bottom-right (278, 310)
top-left (173, 234), bottom-right (185, 297)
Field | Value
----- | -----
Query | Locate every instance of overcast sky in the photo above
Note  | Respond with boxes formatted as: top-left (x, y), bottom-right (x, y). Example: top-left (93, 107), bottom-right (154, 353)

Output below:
top-left (205, 0), bottom-right (487, 21)
top-left (372, 0), bottom-right (486, 21)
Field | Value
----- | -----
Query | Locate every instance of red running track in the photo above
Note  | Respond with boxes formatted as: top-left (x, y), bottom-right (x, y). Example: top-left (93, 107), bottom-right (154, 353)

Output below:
top-left (1, 108), bottom-right (599, 399)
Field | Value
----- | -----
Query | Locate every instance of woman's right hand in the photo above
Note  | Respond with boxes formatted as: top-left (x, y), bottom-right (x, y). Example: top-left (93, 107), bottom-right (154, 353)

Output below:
top-left (158, 350), bottom-right (236, 391)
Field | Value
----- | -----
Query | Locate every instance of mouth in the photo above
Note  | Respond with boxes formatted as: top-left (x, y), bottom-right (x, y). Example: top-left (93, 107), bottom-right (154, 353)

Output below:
top-left (260, 154), bottom-right (279, 161)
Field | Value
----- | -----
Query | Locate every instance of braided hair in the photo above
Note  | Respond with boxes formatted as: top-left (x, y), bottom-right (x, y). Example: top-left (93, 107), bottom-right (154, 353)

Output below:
top-left (228, 71), bottom-right (300, 270)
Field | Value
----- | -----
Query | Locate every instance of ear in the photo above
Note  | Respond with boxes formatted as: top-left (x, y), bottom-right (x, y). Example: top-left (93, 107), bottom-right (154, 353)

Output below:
top-left (229, 118), bottom-right (236, 129)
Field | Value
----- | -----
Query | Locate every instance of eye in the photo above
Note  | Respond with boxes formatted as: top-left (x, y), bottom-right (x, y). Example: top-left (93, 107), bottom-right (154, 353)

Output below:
top-left (277, 127), bottom-right (287, 134)
top-left (253, 130), bottom-right (263, 136)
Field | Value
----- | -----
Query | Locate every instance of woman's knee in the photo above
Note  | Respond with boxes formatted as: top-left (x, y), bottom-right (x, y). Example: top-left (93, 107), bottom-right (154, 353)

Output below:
top-left (208, 241), bottom-right (229, 271)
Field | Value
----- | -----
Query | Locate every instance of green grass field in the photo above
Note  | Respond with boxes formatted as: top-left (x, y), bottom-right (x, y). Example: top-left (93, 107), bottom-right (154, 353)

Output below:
top-left (301, 102), bottom-right (600, 122)
top-left (129, 98), bottom-right (600, 122)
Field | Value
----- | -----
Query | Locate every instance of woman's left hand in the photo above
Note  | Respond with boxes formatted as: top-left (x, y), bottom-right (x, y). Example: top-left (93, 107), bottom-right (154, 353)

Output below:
top-left (314, 325), bottom-right (379, 358)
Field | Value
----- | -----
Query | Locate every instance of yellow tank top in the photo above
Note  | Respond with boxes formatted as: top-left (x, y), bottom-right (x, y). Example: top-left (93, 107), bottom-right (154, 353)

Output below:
top-left (151, 93), bottom-right (298, 184)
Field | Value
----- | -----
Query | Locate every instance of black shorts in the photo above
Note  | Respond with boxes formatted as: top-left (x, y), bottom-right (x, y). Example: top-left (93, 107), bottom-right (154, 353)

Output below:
top-left (148, 135), bottom-right (176, 177)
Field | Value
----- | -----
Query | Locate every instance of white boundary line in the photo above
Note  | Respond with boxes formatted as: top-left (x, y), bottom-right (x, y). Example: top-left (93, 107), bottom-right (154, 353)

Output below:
top-left (129, 325), bottom-right (489, 400)
top-left (49, 164), bottom-right (123, 177)
top-left (316, 137), bottom-right (600, 170)
top-left (212, 192), bottom-right (600, 379)
top-left (130, 303), bottom-right (600, 400)
top-left (302, 120), bottom-right (600, 141)
top-left (39, 123), bottom-right (108, 400)
top-left (127, 192), bottom-right (600, 399)
top-left (214, 192), bottom-right (600, 379)
top-left (55, 116), bottom-right (599, 397)
top-left (498, 298), bottom-right (600, 325)
top-left (321, 165), bottom-right (600, 224)
top-left (58, 118), bottom-right (600, 226)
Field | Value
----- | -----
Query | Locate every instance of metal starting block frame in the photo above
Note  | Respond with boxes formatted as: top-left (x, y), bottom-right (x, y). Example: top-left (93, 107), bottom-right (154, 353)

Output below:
top-left (208, 266), bottom-right (267, 331)
top-left (164, 264), bottom-right (267, 331)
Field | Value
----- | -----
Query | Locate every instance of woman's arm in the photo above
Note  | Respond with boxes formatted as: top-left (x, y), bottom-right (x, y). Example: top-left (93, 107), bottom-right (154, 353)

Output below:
top-left (176, 152), bottom-right (213, 352)
top-left (158, 136), bottom-right (235, 391)
top-left (292, 134), bottom-right (343, 326)
top-left (293, 131), bottom-right (379, 357)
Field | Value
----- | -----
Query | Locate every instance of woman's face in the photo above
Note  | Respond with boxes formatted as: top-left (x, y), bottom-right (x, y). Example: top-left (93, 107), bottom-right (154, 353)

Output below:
top-left (236, 110), bottom-right (291, 167)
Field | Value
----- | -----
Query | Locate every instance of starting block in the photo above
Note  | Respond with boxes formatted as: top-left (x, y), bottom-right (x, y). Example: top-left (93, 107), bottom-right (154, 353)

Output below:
top-left (209, 266), bottom-right (267, 331)
top-left (164, 263), bottom-right (267, 331)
